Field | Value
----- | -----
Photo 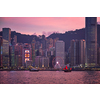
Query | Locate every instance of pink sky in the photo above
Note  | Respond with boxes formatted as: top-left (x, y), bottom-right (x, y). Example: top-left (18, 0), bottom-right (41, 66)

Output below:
top-left (0, 17), bottom-right (100, 37)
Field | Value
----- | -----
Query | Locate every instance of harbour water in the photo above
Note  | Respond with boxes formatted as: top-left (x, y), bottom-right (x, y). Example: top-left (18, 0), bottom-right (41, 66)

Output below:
top-left (0, 71), bottom-right (100, 84)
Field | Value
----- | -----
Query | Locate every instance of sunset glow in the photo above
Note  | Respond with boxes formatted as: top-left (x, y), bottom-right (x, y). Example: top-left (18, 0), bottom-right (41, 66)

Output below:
top-left (0, 17), bottom-right (100, 37)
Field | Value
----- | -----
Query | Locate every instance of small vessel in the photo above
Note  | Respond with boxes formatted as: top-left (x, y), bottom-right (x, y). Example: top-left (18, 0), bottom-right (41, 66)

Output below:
top-left (63, 66), bottom-right (72, 72)
top-left (29, 68), bottom-right (39, 72)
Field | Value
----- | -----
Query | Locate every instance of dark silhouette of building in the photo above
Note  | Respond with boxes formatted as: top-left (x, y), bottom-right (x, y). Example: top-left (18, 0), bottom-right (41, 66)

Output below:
top-left (97, 47), bottom-right (100, 66)
top-left (0, 36), bottom-right (3, 67)
top-left (70, 39), bottom-right (86, 66)
top-left (85, 17), bottom-right (97, 67)
top-left (2, 28), bottom-right (11, 67)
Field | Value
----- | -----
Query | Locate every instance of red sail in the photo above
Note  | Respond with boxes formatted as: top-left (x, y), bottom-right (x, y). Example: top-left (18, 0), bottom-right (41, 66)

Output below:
top-left (66, 66), bottom-right (68, 69)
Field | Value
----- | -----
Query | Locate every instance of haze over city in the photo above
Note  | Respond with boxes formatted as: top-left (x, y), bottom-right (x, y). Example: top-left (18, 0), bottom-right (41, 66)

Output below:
top-left (0, 17), bottom-right (100, 37)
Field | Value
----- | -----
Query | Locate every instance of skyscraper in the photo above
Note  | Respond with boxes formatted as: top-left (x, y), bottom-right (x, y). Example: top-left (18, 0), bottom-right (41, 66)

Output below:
top-left (85, 17), bottom-right (97, 67)
top-left (70, 39), bottom-right (86, 66)
top-left (22, 43), bottom-right (32, 66)
top-left (31, 38), bottom-right (35, 66)
top-left (13, 35), bottom-right (17, 45)
top-left (55, 40), bottom-right (65, 68)
top-left (70, 39), bottom-right (79, 66)
top-left (0, 36), bottom-right (3, 67)
top-left (79, 39), bottom-right (86, 65)
top-left (2, 28), bottom-right (11, 67)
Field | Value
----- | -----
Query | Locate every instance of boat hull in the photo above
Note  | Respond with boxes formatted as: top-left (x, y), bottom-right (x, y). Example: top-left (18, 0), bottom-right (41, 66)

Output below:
top-left (29, 68), bottom-right (39, 71)
top-left (63, 69), bottom-right (72, 72)
top-left (30, 70), bottom-right (39, 71)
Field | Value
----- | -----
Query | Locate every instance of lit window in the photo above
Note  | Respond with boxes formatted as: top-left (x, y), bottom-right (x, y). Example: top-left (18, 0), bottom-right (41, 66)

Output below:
top-left (25, 50), bottom-right (29, 53)
top-left (25, 54), bottom-right (30, 57)
top-left (25, 58), bottom-right (29, 62)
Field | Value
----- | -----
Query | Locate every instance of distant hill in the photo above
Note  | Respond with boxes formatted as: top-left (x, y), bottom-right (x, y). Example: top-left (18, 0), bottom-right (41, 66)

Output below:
top-left (0, 24), bottom-right (100, 52)
top-left (47, 28), bottom-right (85, 51)
top-left (48, 24), bottom-right (100, 51)
top-left (11, 31), bottom-right (40, 44)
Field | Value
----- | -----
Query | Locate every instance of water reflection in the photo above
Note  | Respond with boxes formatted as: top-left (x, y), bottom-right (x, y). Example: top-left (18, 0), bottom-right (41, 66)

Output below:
top-left (83, 71), bottom-right (100, 84)
top-left (0, 71), bottom-right (100, 84)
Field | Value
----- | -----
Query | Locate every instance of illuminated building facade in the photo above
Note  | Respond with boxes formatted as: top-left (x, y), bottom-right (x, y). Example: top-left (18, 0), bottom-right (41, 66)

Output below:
top-left (85, 17), bottom-right (97, 67)
top-left (0, 36), bottom-right (3, 67)
top-left (55, 40), bottom-right (65, 68)
top-left (2, 28), bottom-right (11, 67)
top-left (22, 43), bottom-right (32, 66)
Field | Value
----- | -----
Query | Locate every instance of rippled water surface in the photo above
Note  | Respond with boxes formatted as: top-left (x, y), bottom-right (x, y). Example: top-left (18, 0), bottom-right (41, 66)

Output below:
top-left (0, 71), bottom-right (100, 84)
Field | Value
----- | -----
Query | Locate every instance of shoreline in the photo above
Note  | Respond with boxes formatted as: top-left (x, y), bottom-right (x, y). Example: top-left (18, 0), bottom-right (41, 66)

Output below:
top-left (0, 69), bottom-right (100, 71)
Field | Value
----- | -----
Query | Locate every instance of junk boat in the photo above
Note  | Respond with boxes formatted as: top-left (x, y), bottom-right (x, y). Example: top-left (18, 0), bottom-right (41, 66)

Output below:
top-left (63, 66), bottom-right (72, 72)
top-left (29, 68), bottom-right (39, 71)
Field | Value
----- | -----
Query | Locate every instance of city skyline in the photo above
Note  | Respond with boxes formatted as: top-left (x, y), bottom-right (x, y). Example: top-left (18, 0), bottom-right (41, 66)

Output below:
top-left (0, 17), bottom-right (100, 37)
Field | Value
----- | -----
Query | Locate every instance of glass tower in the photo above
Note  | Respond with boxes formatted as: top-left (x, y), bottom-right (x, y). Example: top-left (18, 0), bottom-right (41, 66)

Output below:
top-left (2, 28), bottom-right (11, 67)
top-left (85, 17), bottom-right (97, 67)
top-left (55, 40), bottom-right (65, 68)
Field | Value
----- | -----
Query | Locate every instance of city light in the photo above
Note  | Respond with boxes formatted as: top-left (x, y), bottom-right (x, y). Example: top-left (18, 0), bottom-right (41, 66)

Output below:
top-left (25, 50), bottom-right (29, 53)
top-left (25, 54), bottom-right (30, 57)
top-left (25, 58), bottom-right (29, 62)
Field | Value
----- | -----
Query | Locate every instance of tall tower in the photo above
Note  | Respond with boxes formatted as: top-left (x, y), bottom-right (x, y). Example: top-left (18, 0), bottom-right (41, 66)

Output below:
top-left (55, 40), bottom-right (65, 68)
top-left (0, 36), bottom-right (3, 67)
top-left (70, 39), bottom-right (79, 66)
top-left (85, 17), bottom-right (97, 67)
top-left (70, 39), bottom-right (86, 66)
top-left (79, 39), bottom-right (86, 65)
top-left (2, 28), bottom-right (11, 67)
top-left (31, 38), bottom-right (35, 66)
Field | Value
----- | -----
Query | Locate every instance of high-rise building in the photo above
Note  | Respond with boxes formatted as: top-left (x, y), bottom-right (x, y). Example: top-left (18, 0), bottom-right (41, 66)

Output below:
top-left (55, 40), bottom-right (65, 68)
top-left (26, 60), bottom-right (32, 68)
top-left (70, 39), bottom-right (79, 66)
top-left (40, 57), bottom-right (49, 68)
top-left (50, 47), bottom-right (55, 56)
top-left (35, 41), bottom-right (40, 50)
top-left (35, 56), bottom-right (41, 68)
top-left (2, 28), bottom-right (11, 67)
top-left (46, 38), bottom-right (53, 50)
top-left (53, 38), bottom-right (59, 47)
top-left (31, 38), bottom-right (35, 66)
top-left (79, 39), bottom-right (86, 65)
top-left (13, 35), bottom-right (17, 45)
top-left (85, 17), bottom-right (97, 67)
top-left (41, 35), bottom-right (46, 50)
top-left (35, 56), bottom-right (49, 68)
top-left (22, 43), bottom-right (32, 66)
top-left (11, 45), bottom-right (15, 67)
top-left (70, 39), bottom-right (86, 66)
top-left (97, 47), bottom-right (100, 66)
top-left (0, 36), bottom-right (3, 67)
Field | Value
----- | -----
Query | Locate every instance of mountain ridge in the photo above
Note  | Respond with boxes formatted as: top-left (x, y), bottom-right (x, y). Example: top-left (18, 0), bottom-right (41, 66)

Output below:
top-left (0, 24), bottom-right (100, 52)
